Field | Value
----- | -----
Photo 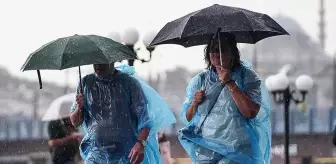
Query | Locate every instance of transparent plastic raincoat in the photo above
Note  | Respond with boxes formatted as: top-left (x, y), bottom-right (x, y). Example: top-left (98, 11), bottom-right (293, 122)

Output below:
top-left (71, 65), bottom-right (176, 164)
top-left (179, 60), bottom-right (271, 164)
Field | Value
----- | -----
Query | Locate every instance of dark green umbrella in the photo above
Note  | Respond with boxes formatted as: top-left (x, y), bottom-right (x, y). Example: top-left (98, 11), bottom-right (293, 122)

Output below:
top-left (21, 34), bottom-right (137, 89)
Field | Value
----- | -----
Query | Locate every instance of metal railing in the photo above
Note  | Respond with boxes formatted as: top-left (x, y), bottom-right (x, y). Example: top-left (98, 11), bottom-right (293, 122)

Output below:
top-left (271, 107), bottom-right (336, 134)
top-left (0, 108), bottom-right (336, 141)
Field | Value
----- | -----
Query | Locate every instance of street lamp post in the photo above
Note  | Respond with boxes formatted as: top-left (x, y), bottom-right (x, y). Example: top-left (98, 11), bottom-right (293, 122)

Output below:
top-left (116, 27), bottom-right (139, 66)
top-left (109, 28), bottom-right (157, 66)
top-left (142, 30), bottom-right (157, 63)
top-left (121, 27), bottom-right (140, 66)
top-left (265, 73), bottom-right (314, 164)
top-left (142, 31), bottom-right (157, 87)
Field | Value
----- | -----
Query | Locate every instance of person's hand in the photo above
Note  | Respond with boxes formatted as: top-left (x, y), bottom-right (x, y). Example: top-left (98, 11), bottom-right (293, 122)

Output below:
top-left (128, 142), bottom-right (144, 164)
top-left (76, 93), bottom-right (84, 109)
top-left (70, 132), bottom-right (83, 142)
top-left (192, 90), bottom-right (205, 106)
top-left (215, 66), bottom-right (232, 83)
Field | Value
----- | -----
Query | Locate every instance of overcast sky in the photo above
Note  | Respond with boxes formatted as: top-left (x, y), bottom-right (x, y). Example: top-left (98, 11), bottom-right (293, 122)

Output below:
top-left (0, 0), bottom-right (335, 86)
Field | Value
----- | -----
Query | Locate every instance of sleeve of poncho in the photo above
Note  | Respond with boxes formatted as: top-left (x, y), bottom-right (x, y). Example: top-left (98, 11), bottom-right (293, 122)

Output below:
top-left (242, 67), bottom-right (270, 123)
top-left (243, 68), bottom-right (262, 106)
top-left (241, 61), bottom-right (271, 163)
top-left (115, 64), bottom-right (175, 135)
top-left (180, 74), bottom-right (202, 125)
top-left (115, 65), bottom-right (176, 164)
top-left (129, 77), bottom-right (152, 131)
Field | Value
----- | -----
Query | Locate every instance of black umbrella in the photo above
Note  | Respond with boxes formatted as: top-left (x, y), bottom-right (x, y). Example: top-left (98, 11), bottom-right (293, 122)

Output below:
top-left (150, 4), bottom-right (289, 47)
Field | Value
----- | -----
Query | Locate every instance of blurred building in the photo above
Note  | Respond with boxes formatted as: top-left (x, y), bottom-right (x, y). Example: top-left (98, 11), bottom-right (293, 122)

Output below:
top-left (240, 15), bottom-right (333, 109)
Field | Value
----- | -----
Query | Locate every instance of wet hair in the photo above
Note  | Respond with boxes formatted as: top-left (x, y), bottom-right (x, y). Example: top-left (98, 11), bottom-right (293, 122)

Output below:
top-left (204, 33), bottom-right (241, 70)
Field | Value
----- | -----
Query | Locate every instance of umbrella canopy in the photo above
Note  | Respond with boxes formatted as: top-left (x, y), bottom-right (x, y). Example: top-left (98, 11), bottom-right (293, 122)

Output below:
top-left (150, 4), bottom-right (289, 47)
top-left (21, 34), bottom-right (137, 70)
top-left (21, 34), bottom-right (137, 89)
top-left (41, 93), bottom-right (75, 121)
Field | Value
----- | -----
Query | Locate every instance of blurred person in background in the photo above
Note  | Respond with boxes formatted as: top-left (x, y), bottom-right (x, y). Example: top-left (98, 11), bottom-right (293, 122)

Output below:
top-left (158, 132), bottom-right (172, 164)
top-left (48, 116), bottom-right (83, 164)
top-left (179, 34), bottom-right (271, 163)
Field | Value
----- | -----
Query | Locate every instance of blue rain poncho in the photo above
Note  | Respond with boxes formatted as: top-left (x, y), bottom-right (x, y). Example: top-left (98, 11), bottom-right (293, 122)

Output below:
top-left (70, 65), bottom-right (176, 164)
top-left (179, 60), bottom-right (271, 164)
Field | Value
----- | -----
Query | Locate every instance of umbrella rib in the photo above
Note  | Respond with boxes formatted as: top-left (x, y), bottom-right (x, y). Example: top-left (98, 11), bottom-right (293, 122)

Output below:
top-left (21, 39), bottom-right (59, 71)
top-left (180, 9), bottom-right (206, 37)
top-left (234, 9), bottom-right (286, 42)
top-left (20, 52), bottom-right (35, 71)
top-left (84, 36), bottom-right (110, 63)
top-left (60, 37), bottom-right (72, 69)
top-left (235, 8), bottom-right (258, 31)
top-left (232, 8), bottom-right (259, 43)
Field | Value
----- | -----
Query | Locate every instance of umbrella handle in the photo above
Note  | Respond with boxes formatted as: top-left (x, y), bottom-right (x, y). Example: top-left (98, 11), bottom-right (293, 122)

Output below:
top-left (77, 66), bottom-right (85, 124)
top-left (216, 28), bottom-right (223, 67)
top-left (214, 28), bottom-right (221, 40)
top-left (78, 66), bottom-right (83, 93)
top-left (37, 70), bottom-right (42, 89)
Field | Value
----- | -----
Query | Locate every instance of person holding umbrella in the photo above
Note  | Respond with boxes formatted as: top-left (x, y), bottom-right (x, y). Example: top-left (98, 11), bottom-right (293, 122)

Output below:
top-left (69, 62), bottom-right (176, 164)
top-left (70, 63), bottom-right (150, 164)
top-left (21, 34), bottom-right (176, 164)
top-left (69, 63), bottom-right (175, 164)
top-left (179, 34), bottom-right (271, 163)
top-left (149, 4), bottom-right (288, 163)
